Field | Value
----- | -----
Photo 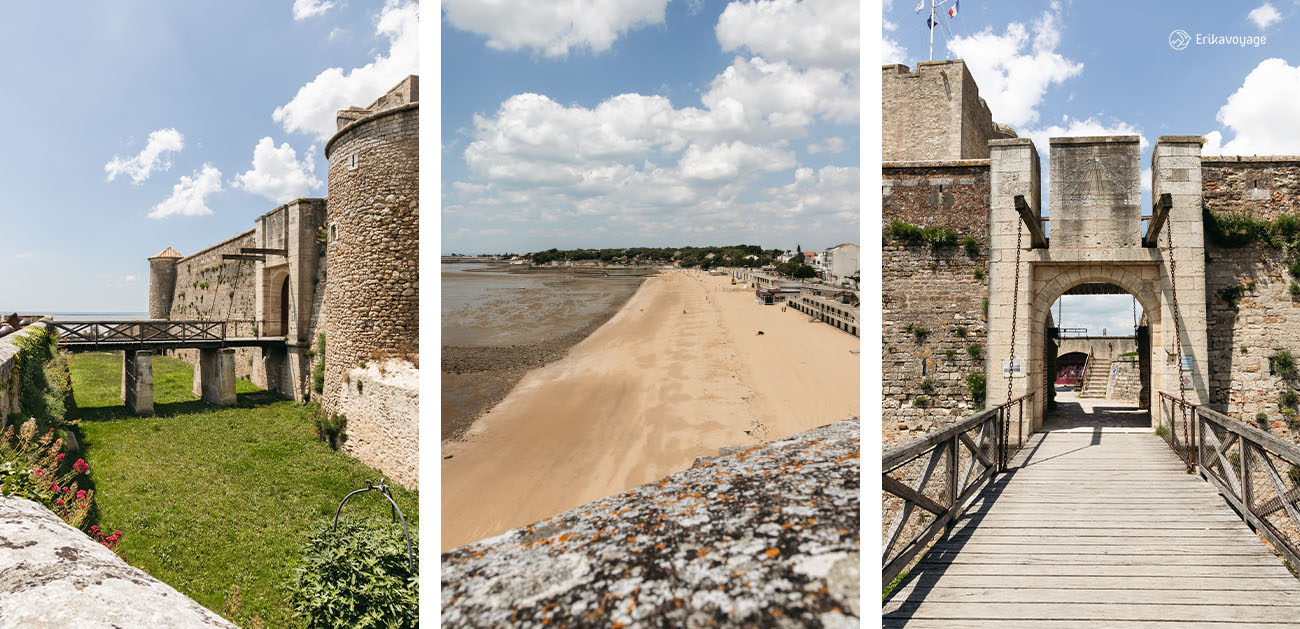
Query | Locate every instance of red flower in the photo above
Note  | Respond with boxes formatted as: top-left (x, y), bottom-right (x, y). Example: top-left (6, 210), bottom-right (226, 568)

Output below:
top-left (90, 525), bottom-right (100, 535)
top-left (55, 453), bottom-right (65, 463)
top-left (76, 490), bottom-right (86, 500)
top-left (114, 530), bottom-right (122, 537)
top-left (32, 468), bottom-right (42, 475)
top-left (55, 499), bottom-right (64, 506)
top-left (48, 482), bottom-right (58, 491)
top-left (63, 486), bottom-right (71, 493)
top-left (73, 459), bottom-right (89, 474)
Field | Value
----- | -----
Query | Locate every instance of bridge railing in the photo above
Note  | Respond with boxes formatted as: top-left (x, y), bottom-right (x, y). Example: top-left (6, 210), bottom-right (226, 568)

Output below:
top-left (1195, 405), bottom-right (1300, 572)
top-left (49, 320), bottom-right (226, 347)
top-left (1156, 391), bottom-right (1197, 472)
top-left (882, 391), bottom-right (1035, 585)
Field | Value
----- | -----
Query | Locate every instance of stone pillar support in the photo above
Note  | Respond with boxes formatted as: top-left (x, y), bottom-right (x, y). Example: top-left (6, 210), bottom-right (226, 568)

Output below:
top-left (197, 348), bottom-right (237, 407)
top-left (121, 350), bottom-right (154, 416)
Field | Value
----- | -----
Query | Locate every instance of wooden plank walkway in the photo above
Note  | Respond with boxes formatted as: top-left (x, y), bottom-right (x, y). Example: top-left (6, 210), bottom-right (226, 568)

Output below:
top-left (885, 396), bottom-right (1300, 627)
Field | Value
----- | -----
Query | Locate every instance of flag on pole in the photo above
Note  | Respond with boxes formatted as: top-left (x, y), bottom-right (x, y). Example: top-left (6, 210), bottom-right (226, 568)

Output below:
top-left (927, 16), bottom-right (933, 29)
top-left (948, 0), bottom-right (959, 18)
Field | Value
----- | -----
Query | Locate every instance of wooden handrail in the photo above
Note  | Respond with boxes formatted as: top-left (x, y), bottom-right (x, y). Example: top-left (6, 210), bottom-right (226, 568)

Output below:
top-left (883, 391), bottom-right (1036, 586)
top-left (1155, 394), bottom-right (1300, 575)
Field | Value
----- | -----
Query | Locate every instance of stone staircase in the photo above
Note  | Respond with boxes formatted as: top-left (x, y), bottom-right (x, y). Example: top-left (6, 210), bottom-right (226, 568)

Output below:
top-left (1079, 356), bottom-right (1112, 398)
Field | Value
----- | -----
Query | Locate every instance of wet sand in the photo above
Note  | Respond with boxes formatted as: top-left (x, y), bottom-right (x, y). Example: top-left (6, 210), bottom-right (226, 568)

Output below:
top-left (441, 270), bottom-right (860, 550)
top-left (441, 266), bottom-right (643, 440)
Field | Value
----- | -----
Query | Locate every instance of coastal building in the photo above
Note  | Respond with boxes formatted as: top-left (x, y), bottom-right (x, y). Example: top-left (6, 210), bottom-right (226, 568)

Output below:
top-left (146, 76), bottom-right (419, 488)
top-left (822, 243), bottom-right (860, 284)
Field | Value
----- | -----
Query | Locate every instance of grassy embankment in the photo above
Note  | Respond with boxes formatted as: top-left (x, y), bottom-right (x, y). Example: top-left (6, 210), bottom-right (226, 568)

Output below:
top-left (69, 352), bottom-right (417, 628)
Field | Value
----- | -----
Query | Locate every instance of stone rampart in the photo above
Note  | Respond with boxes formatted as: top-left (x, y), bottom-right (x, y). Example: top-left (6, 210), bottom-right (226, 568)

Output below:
top-left (0, 322), bottom-right (47, 431)
top-left (0, 496), bottom-right (237, 627)
top-left (883, 60), bottom-right (1014, 162)
top-left (335, 359), bottom-right (418, 488)
top-left (1107, 356), bottom-right (1141, 401)
top-left (441, 418), bottom-right (860, 627)
top-left (1203, 157), bottom-right (1300, 221)
top-left (883, 163), bottom-right (990, 447)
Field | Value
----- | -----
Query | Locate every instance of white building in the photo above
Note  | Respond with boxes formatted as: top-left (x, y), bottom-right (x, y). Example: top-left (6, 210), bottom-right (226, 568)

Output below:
top-left (823, 243), bottom-right (859, 284)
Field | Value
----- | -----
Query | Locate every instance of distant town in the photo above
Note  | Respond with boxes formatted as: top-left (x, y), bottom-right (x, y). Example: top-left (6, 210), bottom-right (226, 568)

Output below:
top-left (442, 243), bottom-right (861, 288)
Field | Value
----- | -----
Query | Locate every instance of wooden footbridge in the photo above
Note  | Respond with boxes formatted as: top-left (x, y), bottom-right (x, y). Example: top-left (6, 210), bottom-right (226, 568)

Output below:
top-left (884, 391), bottom-right (1300, 627)
top-left (44, 319), bottom-right (284, 416)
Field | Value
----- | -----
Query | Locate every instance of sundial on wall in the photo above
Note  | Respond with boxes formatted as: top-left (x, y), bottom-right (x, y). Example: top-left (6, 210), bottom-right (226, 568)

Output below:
top-left (1060, 154), bottom-right (1129, 205)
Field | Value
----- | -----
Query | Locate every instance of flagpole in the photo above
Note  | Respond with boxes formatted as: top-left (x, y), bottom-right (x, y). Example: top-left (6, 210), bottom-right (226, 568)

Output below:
top-left (929, 0), bottom-right (934, 61)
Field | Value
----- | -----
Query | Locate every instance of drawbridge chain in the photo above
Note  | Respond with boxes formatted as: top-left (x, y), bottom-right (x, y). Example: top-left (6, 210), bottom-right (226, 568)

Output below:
top-left (1164, 199), bottom-right (1193, 472)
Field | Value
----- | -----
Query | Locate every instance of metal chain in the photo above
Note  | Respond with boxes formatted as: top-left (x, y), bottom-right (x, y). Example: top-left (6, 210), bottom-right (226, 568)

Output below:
top-left (1007, 219), bottom-right (1024, 405)
top-left (1164, 203), bottom-right (1192, 471)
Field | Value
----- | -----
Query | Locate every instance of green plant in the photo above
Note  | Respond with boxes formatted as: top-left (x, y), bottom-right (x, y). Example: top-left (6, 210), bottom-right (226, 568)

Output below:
top-left (919, 378), bottom-right (934, 394)
top-left (307, 404), bottom-right (347, 451)
top-left (1242, 346), bottom-right (1250, 354)
top-left (1257, 412), bottom-right (1271, 426)
top-left (905, 324), bottom-right (929, 341)
top-left (921, 226), bottom-right (958, 249)
top-left (888, 221), bottom-right (923, 243)
top-left (1229, 451), bottom-right (1241, 467)
top-left (1204, 210), bottom-right (1277, 248)
top-left (1288, 464), bottom-right (1300, 486)
top-left (913, 395), bottom-right (929, 407)
top-left (973, 269), bottom-right (984, 280)
top-left (1155, 424), bottom-right (1170, 439)
top-left (12, 327), bottom-right (69, 431)
top-left (289, 518), bottom-right (418, 629)
top-left (1288, 256), bottom-right (1300, 279)
top-left (1291, 282), bottom-right (1300, 297)
top-left (1218, 285), bottom-right (1246, 312)
top-left (927, 262), bottom-right (936, 270)
top-left (966, 344), bottom-right (983, 359)
top-left (1270, 349), bottom-right (1297, 379)
top-left (954, 326), bottom-right (968, 337)
top-left (965, 372), bottom-right (986, 408)
top-left (961, 236), bottom-right (980, 257)
top-left (1280, 390), bottom-right (1299, 408)
top-left (981, 297), bottom-right (989, 318)
top-left (312, 333), bottom-right (326, 395)
top-left (944, 349), bottom-right (956, 360)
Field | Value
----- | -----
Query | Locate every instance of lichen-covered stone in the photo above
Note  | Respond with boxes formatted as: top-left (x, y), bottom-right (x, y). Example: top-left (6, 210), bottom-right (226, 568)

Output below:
top-left (441, 418), bottom-right (860, 627)
top-left (0, 497), bottom-right (236, 628)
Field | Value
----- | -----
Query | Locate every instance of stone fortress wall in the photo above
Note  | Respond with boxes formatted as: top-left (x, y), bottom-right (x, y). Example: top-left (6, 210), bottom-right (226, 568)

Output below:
top-left (883, 59), bottom-right (1300, 445)
top-left (881, 161), bottom-right (991, 448)
top-left (1202, 158), bottom-right (1300, 435)
top-left (320, 76), bottom-right (419, 488)
top-left (148, 77), bottom-right (419, 487)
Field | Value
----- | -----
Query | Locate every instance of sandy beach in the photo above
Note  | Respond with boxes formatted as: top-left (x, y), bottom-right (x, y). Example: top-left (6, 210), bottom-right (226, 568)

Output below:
top-left (441, 269), bottom-right (860, 550)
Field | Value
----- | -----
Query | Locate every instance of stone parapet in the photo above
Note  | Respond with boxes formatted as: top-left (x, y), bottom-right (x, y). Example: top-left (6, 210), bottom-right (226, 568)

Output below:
top-left (441, 418), bottom-right (860, 627)
top-left (0, 496), bottom-right (237, 627)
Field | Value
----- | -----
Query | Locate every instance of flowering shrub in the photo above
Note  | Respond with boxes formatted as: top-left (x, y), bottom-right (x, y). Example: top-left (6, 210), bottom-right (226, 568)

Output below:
top-left (0, 418), bottom-right (120, 548)
top-left (288, 518), bottom-right (418, 628)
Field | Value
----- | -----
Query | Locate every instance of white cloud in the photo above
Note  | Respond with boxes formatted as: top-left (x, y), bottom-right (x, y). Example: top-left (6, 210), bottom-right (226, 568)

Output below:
top-left (1204, 58), bottom-right (1300, 155)
top-left (1249, 3), bottom-right (1282, 29)
top-left (274, 0), bottom-right (418, 141)
top-left (13, 253), bottom-right (33, 260)
top-left (678, 141), bottom-right (795, 181)
top-left (104, 128), bottom-right (184, 184)
top-left (716, 0), bottom-right (859, 70)
top-left (948, 4), bottom-right (1083, 128)
top-left (807, 136), bottom-right (846, 154)
top-left (703, 56), bottom-right (858, 130)
top-left (1023, 115), bottom-right (1148, 155)
top-left (293, 0), bottom-right (336, 20)
top-left (233, 137), bottom-right (323, 203)
top-left (149, 165), bottom-right (222, 220)
top-left (441, 0), bottom-right (668, 58)
top-left (760, 165), bottom-right (860, 221)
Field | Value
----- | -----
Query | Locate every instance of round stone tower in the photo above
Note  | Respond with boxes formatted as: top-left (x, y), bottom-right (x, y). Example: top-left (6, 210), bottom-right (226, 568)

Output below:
top-left (319, 76), bottom-right (419, 412)
top-left (147, 246), bottom-right (183, 320)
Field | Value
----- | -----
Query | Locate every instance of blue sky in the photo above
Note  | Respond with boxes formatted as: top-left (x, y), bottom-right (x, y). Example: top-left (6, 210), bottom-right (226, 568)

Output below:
top-left (886, 0), bottom-right (1300, 334)
top-left (0, 0), bottom-right (417, 312)
top-left (441, 0), bottom-right (860, 255)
